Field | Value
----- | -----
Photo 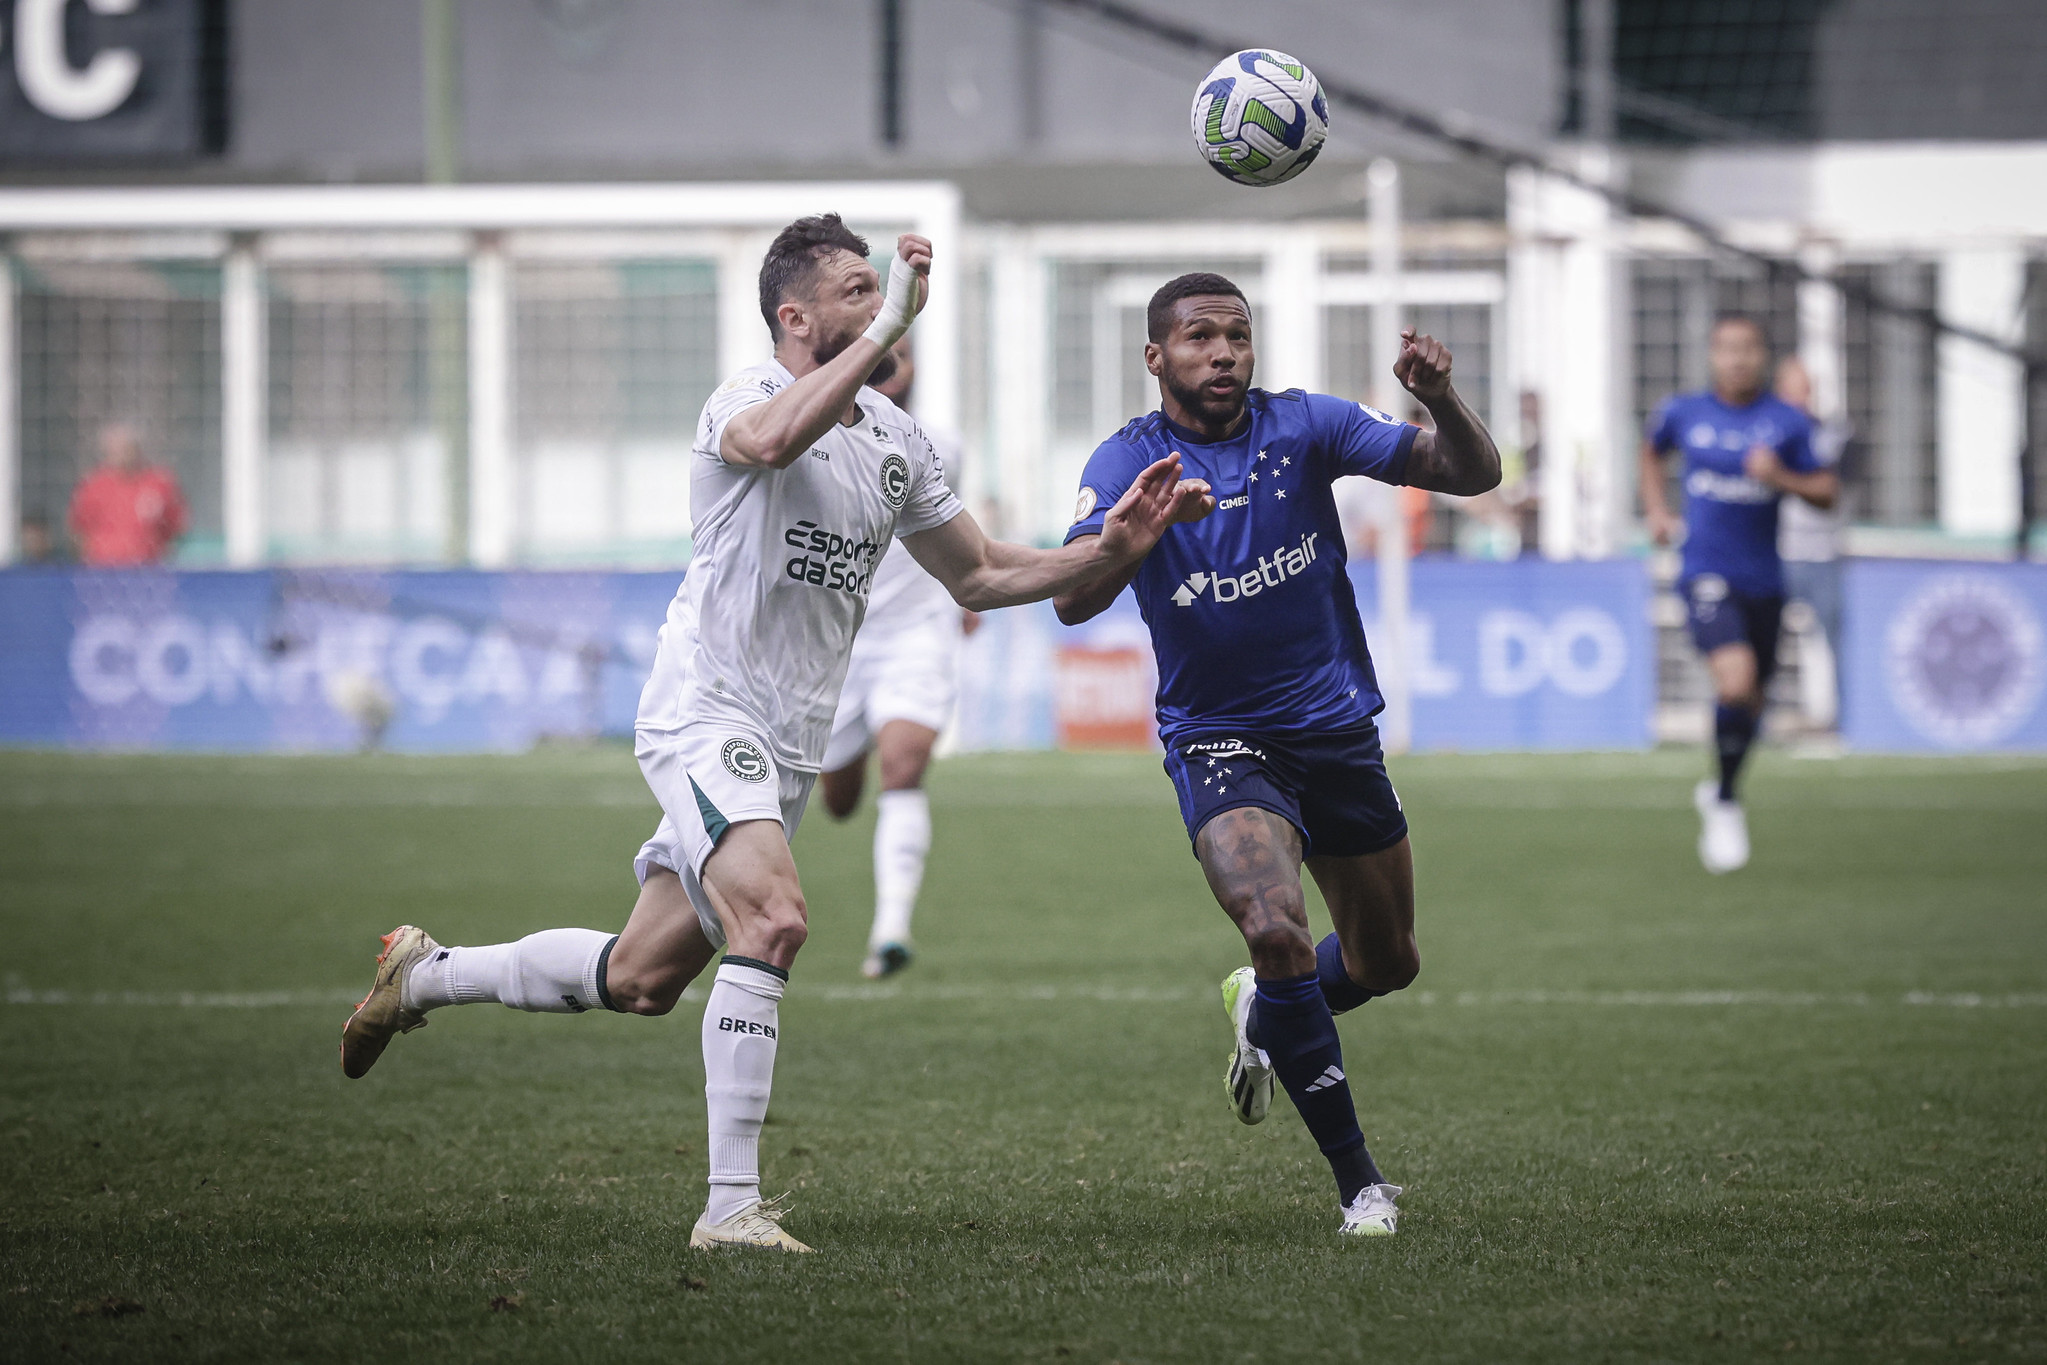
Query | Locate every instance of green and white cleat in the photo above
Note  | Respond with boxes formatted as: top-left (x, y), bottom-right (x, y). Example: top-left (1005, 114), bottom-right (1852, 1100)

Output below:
top-left (689, 1196), bottom-right (815, 1253)
top-left (1220, 966), bottom-right (1273, 1125)
top-left (1339, 1183), bottom-right (1403, 1238)
top-left (339, 924), bottom-right (440, 1079)
top-left (861, 942), bottom-right (913, 980)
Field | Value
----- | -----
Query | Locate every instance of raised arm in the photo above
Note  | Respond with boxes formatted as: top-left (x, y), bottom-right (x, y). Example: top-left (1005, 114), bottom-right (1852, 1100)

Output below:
top-left (720, 236), bottom-right (929, 469)
top-left (1393, 328), bottom-right (1502, 497)
top-left (903, 455), bottom-right (1213, 612)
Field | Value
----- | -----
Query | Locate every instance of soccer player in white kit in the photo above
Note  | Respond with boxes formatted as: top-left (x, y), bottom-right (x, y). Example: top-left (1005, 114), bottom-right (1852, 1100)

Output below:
top-left (338, 214), bottom-right (1214, 1253)
top-left (819, 338), bottom-right (973, 979)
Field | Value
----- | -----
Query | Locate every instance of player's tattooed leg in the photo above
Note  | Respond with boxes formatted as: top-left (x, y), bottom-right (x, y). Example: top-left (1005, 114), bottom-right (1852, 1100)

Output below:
top-left (1196, 807), bottom-right (1312, 977)
top-left (1199, 808), bottom-right (1384, 1208)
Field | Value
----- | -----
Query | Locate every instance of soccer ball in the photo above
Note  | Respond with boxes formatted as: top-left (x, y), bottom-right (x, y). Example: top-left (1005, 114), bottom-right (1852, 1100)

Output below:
top-left (1190, 49), bottom-right (1330, 187)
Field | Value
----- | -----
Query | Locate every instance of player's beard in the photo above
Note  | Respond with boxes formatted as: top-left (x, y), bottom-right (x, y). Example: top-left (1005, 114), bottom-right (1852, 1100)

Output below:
top-left (814, 326), bottom-right (898, 387)
top-left (1162, 370), bottom-right (1247, 432)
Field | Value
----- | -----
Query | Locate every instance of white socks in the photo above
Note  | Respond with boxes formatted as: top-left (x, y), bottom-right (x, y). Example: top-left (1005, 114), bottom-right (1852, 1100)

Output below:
top-left (870, 788), bottom-right (930, 950)
top-left (701, 957), bottom-right (787, 1224)
top-left (403, 928), bottom-right (615, 1014)
top-left (399, 934), bottom-right (792, 1227)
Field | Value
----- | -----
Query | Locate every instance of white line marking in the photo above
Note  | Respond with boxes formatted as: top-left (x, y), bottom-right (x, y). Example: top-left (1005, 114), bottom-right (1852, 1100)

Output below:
top-left (4, 988), bottom-right (361, 1008)
top-left (4, 986), bottom-right (2043, 1009)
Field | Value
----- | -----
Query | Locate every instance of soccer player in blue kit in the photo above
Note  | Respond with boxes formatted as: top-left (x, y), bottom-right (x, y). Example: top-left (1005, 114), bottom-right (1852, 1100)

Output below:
top-left (1639, 314), bottom-right (1838, 873)
top-left (1054, 274), bottom-right (1501, 1238)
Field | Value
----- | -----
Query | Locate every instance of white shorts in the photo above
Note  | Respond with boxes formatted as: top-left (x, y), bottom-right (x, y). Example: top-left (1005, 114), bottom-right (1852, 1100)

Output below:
top-left (821, 616), bottom-right (963, 772)
top-left (632, 720), bottom-right (816, 950)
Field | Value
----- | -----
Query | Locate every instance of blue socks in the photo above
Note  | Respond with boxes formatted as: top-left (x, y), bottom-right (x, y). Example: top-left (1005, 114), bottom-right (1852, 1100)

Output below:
top-left (1246, 971), bottom-right (1384, 1203)
top-left (1315, 932), bottom-right (1382, 1015)
top-left (1714, 702), bottom-right (1759, 801)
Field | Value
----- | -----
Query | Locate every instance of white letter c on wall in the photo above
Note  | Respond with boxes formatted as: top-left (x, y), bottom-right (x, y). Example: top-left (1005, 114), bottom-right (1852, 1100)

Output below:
top-left (15, 0), bottom-right (141, 122)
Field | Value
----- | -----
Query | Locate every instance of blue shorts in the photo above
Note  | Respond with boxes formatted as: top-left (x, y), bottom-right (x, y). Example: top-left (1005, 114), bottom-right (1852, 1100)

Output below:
top-left (1683, 574), bottom-right (1784, 685)
top-left (1162, 725), bottom-right (1409, 860)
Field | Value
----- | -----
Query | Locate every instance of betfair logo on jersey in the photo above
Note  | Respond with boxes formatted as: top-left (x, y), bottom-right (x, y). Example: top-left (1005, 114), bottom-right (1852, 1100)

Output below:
top-left (1170, 531), bottom-right (1322, 606)
top-left (1685, 469), bottom-right (1774, 505)
top-left (721, 738), bottom-right (770, 783)
top-left (880, 454), bottom-right (910, 509)
top-left (784, 520), bottom-right (883, 594)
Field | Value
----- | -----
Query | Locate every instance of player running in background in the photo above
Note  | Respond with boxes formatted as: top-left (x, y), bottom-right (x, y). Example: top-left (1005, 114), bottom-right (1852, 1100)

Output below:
top-left (1639, 314), bottom-right (1838, 873)
top-left (1054, 273), bottom-right (1500, 1239)
top-left (340, 215), bottom-right (1213, 1254)
top-left (819, 338), bottom-right (977, 979)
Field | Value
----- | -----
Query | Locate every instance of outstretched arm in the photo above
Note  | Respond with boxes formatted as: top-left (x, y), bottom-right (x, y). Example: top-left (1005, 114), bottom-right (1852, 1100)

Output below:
top-left (720, 235), bottom-right (929, 470)
top-left (1052, 550), bottom-right (1141, 625)
top-left (903, 455), bottom-right (1214, 612)
top-left (1393, 328), bottom-right (1502, 497)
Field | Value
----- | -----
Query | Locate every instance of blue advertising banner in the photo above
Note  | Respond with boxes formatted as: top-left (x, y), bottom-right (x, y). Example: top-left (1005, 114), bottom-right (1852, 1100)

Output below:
top-left (1359, 558), bottom-right (1655, 751)
top-left (0, 568), bottom-right (679, 752)
top-left (1841, 559), bottom-right (2047, 751)
top-left (1, 560), bottom-right (1655, 755)
top-left (954, 558), bottom-right (1656, 752)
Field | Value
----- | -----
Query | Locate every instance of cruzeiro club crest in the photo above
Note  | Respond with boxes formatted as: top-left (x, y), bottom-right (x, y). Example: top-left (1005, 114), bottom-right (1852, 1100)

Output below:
top-left (1885, 574), bottom-right (2043, 747)
top-left (880, 453), bottom-right (910, 509)
top-left (721, 738), bottom-right (771, 783)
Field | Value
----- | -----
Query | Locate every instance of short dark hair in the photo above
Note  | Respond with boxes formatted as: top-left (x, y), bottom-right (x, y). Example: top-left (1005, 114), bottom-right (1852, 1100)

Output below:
top-left (758, 213), bottom-right (870, 341)
top-left (1711, 311), bottom-right (1770, 348)
top-left (1147, 272), bottom-right (1249, 343)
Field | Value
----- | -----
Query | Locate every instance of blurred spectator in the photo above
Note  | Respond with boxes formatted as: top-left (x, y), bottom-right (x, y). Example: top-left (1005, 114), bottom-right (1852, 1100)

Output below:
top-left (68, 423), bottom-right (187, 566)
top-left (18, 515), bottom-right (57, 563)
top-left (1774, 358), bottom-right (1847, 668)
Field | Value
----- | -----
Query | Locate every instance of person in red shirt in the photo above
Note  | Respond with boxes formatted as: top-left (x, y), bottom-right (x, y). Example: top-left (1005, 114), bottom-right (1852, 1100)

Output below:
top-left (68, 423), bottom-right (188, 566)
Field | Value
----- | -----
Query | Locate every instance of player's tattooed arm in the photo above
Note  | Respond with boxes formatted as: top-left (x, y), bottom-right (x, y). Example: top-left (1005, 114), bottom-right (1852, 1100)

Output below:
top-left (1392, 329), bottom-right (1503, 498)
top-left (905, 455), bottom-right (1213, 612)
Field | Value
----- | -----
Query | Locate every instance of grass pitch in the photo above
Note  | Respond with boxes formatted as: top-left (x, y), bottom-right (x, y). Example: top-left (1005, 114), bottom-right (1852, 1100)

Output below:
top-left (1, 745), bottom-right (2044, 1363)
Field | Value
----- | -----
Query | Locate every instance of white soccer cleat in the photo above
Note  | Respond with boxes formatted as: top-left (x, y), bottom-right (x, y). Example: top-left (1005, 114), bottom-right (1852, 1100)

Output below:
top-left (1339, 1182), bottom-right (1403, 1238)
top-left (689, 1195), bottom-right (815, 1253)
top-left (1694, 779), bottom-right (1750, 874)
top-left (340, 924), bottom-right (440, 1079)
top-left (861, 942), bottom-right (913, 980)
top-left (1220, 966), bottom-right (1274, 1125)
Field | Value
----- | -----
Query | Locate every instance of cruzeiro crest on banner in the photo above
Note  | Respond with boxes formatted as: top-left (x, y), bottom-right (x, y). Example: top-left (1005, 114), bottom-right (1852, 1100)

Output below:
top-left (1885, 573), bottom-right (2044, 747)
top-left (721, 737), bottom-right (771, 783)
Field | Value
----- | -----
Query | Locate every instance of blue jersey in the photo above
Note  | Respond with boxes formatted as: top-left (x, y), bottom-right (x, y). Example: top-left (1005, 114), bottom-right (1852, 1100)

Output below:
top-left (1065, 389), bottom-right (1418, 746)
top-left (1649, 390), bottom-right (1817, 597)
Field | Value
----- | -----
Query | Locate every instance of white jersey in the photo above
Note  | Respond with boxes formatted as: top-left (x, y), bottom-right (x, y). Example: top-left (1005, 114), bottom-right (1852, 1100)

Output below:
top-left (637, 360), bottom-right (965, 771)
top-left (861, 426), bottom-right (965, 640)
